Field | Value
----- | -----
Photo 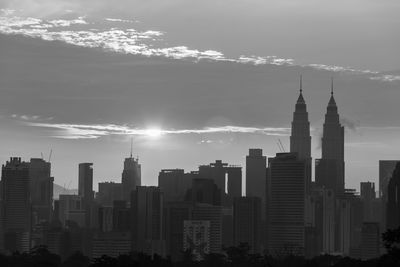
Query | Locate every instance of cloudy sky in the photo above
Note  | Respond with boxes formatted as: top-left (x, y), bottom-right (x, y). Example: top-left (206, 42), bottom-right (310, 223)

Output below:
top-left (0, 0), bottom-right (399, 192)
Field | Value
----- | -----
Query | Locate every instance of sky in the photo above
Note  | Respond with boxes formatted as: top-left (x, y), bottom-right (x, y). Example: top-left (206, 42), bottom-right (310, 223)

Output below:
top-left (0, 0), bottom-right (399, 192)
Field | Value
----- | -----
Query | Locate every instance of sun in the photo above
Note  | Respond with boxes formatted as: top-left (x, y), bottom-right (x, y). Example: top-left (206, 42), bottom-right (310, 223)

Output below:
top-left (144, 128), bottom-right (163, 138)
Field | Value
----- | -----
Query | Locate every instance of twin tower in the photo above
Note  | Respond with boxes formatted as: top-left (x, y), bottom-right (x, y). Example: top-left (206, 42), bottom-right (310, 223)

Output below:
top-left (290, 76), bottom-right (345, 196)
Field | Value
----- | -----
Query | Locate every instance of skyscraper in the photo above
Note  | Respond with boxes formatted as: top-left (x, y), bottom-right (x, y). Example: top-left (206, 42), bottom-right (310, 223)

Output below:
top-left (386, 162), bottom-right (400, 230)
top-left (1, 157), bottom-right (31, 252)
top-left (78, 163), bottom-right (93, 228)
top-left (233, 196), bottom-right (262, 253)
top-left (246, 149), bottom-right (267, 215)
top-left (379, 160), bottom-right (400, 200)
top-left (131, 186), bottom-right (164, 256)
top-left (316, 80), bottom-right (345, 196)
top-left (121, 155), bottom-right (141, 202)
top-left (290, 76), bottom-right (312, 192)
top-left (29, 158), bottom-right (54, 223)
top-left (158, 169), bottom-right (192, 202)
top-left (267, 153), bottom-right (306, 256)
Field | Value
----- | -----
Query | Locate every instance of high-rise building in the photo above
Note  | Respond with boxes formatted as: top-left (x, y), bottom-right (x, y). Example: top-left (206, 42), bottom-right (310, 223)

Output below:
top-left (158, 169), bottom-right (192, 202)
top-left (183, 220), bottom-right (210, 261)
top-left (112, 200), bottom-right (130, 232)
top-left (29, 158), bottom-right (54, 223)
top-left (290, 76), bottom-right (312, 192)
top-left (246, 149), bottom-right (267, 220)
top-left (379, 160), bottom-right (400, 200)
top-left (92, 232), bottom-right (131, 258)
top-left (360, 182), bottom-right (380, 222)
top-left (316, 81), bottom-right (345, 196)
top-left (131, 186), bottom-right (164, 256)
top-left (165, 201), bottom-right (193, 261)
top-left (386, 162), bottom-right (400, 230)
top-left (192, 203), bottom-right (222, 254)
top-left (187, 178), bottom-right (221, 206)
top-left (1, 157), bottom-right (31, 252)
top-left (97, 182), bottom-right (122, 206)
top-left (121, 156), bottom-right (141, 202)
top-left (233, 196), bottom-right (261, 253)
top-left (78, 163), bottom-right (93, 228)
top-left (198, 160), bottom-right (242, 206)
top-left (58, 194), bottom-right (85, 227)
top-left (267, 153), bottom-right (306, 256)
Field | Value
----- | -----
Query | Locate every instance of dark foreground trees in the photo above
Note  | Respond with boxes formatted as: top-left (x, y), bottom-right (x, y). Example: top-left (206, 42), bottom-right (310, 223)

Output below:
top-left (0, 227), bottom-right (400, 267)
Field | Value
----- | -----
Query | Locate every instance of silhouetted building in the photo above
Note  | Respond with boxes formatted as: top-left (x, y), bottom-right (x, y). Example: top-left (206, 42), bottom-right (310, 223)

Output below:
top-left (233, 196), bottom-right (261, 253)
top-left (290, 76), bottom-right (312, 192)
top-left (267, 153), bottom-right (306, 256)
top-left (379, 160), bottom-right (400, 232)
top-left (131, 186), bottom-right (164, 256)
top-left (58, 194), bottom-right (85, 227)
top-left (112, 200), bottom-right (130, 232)
top-left (97, 182), bottom-right (122, 206)
top-left (79, 163), bottom-right (94, 228)
top-left (350, 222), bottom-right (380, 260)
top-left (192, 203), bottom-right (222, 254)
top-left (315, 82), bottom-right (345, 197)
top-left (183, 220), bottom-right (210, 261)
top-left (30, 158), bottom-right (54, 223)
top-left (92, 231), bottom-right (131, 258)
top-left (165, 201), bottom-right (193, 260)
top-left (198, 160), bottom-right (242, 206)
top-left (246, 149), bottom-right (267, 217)
top-left (98, 206), bottom-right (113, 232)
top-left (121, 156), bottom-right (141, 202)
top-left (1, 157), bottom-right (31, 252)
top-left (386, 162), bottom-right (400, 230)
top-left (360, 182), bottom-right (381, 223)
top-left (187, 178), bottom-right (221, 205)
top-left (158, 169), bottom-right (192, 202)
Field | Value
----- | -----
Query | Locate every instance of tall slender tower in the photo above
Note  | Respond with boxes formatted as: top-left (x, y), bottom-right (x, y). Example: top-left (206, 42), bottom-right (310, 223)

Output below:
top-left (316, 79), bottom-right (345, 196)
top-left (290, 76), bottom-right (312, 191)
top-left (121, 143), bottom-right (141, 202)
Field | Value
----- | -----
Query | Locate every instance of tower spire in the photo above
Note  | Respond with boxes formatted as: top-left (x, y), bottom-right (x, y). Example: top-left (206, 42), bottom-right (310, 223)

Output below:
top-left (130, 137), bottom-right (133, 158)
top-left (331, 77), bottom-right (334, 96)
top-left (300, 75), bottom-right (303, 94)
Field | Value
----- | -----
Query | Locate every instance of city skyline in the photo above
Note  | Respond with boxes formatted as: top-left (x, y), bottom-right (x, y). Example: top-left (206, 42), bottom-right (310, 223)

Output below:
top-left (2, 1), bottom-right (400, 261)
top-left (1, 0), bottom-right (400, 190)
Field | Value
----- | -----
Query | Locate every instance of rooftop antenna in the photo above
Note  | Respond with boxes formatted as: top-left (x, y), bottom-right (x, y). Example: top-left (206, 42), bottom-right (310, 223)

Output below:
top-left (41, 152), bottom-right (44, 159)
top-left (130, 137), bottom-right (133, 158)
top-left (331, 77), bottom-right (334, 96)
top-left (300, 75), bottom-right (303, 93)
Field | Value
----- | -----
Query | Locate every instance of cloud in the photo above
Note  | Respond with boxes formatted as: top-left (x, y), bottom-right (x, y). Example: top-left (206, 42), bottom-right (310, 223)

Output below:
top-left (0, 10), bottom-right (398, 82)
top-left (11, 114), bottom-right (53, 121)
top-left (370, 75), bottom-right (400, 82)
top-left (48, 16), bottom-right (87, 27)
top-left (340, 117), bottom-right (360, 132)
top-left (24, 122), bottom-right (290, 139)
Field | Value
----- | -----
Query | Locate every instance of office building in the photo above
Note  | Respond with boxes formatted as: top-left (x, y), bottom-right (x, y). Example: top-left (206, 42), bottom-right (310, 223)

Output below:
top-left (183, 220), bottom-right (210, 261)
top-left (131, 186), bottom-right (164, 256)
top-left (121, 156), bottom-right (141, 202)
top-left (290, 76), bottom-right (312, 192)
top-left (158, 169), bottom-right (191, 202)
top-left (192, 203), bottom-right (222, 254)
top-left (30, 158), bottom-right (54, 223)
top-left (1, 157), bottom-right (31, 252)
top-left (233, 196), bottom-right (261, 253)
top-left (79, 163), bottom-right (94, 228)
top-left (267, 153), bottom-right (306, 256)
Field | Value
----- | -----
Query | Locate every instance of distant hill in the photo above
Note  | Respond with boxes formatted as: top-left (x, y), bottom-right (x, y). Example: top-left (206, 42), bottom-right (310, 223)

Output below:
top-left (53, 183), bottom-right (78, 199)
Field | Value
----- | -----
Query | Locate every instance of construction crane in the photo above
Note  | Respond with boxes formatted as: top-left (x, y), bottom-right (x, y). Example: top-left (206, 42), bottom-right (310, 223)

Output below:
top-left (48, 149), bottom-right (53, 162)
top-left (276, 139), bottom-right (286, 152)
